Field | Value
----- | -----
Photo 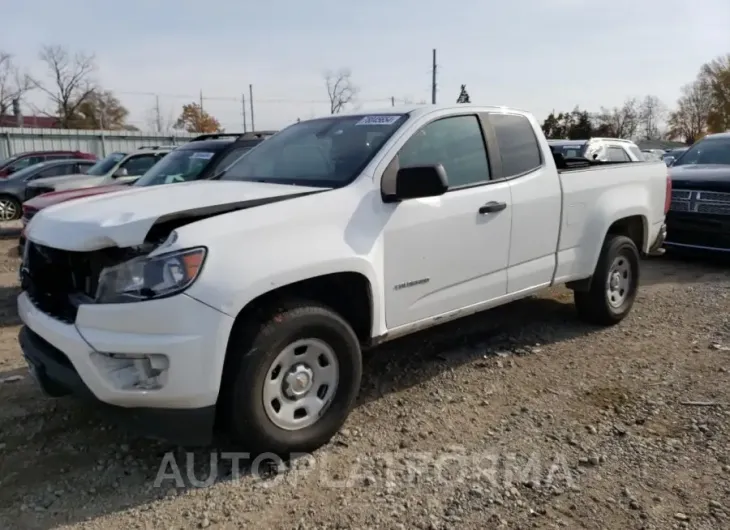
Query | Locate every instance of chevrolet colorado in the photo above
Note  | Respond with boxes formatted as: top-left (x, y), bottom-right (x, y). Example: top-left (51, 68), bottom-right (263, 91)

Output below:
top-left (17, 104), bottom-right (669, 453)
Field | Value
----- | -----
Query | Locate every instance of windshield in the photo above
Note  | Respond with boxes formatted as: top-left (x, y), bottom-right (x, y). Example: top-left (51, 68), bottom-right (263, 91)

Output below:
top-left (672, 138), bottom-right (730, 166)
top-left (134, 149), bottom-right (217, 186)
top-left (221, 114), bottom-right (408, 187)
top-left (85, 152), bottom-right (126, 176)
top-left (7, 162), bottom-right (47, 180)
top-left (0, 153), bottom-right (22, 169)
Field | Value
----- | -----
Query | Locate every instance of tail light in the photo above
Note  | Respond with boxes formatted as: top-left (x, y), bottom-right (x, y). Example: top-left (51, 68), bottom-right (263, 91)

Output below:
top-left (664, 173), bottom-right (672, 214)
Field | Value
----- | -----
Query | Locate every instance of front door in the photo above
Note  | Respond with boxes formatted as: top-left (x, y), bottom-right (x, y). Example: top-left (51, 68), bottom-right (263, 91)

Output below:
top-left (381, 114), bottom-right (512, 329)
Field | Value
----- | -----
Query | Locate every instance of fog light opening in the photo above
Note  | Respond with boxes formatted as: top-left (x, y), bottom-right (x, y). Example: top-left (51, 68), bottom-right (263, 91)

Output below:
top-left (94, 352), bottom-right (170, 391)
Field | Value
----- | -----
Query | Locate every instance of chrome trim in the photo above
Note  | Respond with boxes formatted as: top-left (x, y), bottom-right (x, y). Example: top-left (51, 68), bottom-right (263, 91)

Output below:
top-left (669, 189), bottom-right (730, 215)
top-left (664, 241), bottom-right (730, 252)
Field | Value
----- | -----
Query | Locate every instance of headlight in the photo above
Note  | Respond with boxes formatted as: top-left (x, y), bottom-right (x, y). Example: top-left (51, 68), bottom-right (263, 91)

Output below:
top-left (95, 247), bottom-right (206, 304)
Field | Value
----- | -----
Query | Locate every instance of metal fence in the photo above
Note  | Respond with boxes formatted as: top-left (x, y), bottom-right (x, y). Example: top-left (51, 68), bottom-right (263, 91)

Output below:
top-left (0, 128), bottom-right (197, 160)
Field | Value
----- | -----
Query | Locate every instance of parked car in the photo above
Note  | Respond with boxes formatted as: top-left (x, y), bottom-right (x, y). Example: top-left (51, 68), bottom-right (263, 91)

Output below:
top-left (662, 147), bottom-right (689, 166)
top-left (0, 150), bottom-right (96, 178)
top-left (17, 105), bottom-right (668, 453)
top-left (548, 138), bottom-right (645, 162)
top-left (641, 149), bottom-right (665, 162)
top-left (24, 146), bottom-right (174, 199)
top-left (17, 132), bottom-right (275, 251)
top-left (0, 159), bottom-right (96, 221)
top-left (664, 132), bottom-right (730, 253)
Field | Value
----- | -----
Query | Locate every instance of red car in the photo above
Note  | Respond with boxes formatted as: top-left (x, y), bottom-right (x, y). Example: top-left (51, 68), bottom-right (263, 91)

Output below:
top-left (0, 150), bottom-right (97, 178)
top-left (19, 184), bottom-right (127, 253)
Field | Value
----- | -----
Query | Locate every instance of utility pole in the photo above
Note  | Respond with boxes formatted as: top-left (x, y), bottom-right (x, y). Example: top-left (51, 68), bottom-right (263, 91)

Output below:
top-left (155, 95), bottom-right (162, 133)
top-left (199, 90), bottom-right (204, 112)
top-left (391, 96), bottom-right (395, 107)
top-left (431, 49), bottom-right (437, 105)
top-left (241, 93), bottom-right (247, 132)
top-left (249, 84), bottom-right (255, 132)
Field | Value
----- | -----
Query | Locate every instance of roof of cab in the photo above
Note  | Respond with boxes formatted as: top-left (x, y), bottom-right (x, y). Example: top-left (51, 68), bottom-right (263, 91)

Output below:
top-left (331, 104), bottom-right (533, 120)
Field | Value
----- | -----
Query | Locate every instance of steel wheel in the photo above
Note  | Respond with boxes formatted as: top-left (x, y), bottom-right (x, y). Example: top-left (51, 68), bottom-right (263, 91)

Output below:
top-left (605, 255), bottom-right (631, 308)
top-left (0, 197), bottom-right (19, 221)
top-left (263, 338), bottom-right (339, 431)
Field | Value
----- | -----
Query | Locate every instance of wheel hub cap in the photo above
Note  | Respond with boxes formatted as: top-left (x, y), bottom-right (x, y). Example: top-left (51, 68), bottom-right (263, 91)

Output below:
top-left (262, 338), bottom-right (340, 431)
top-left (285, 364), bottom-right (314, 398)
top-left (606, 256), bottom-right (631, 308)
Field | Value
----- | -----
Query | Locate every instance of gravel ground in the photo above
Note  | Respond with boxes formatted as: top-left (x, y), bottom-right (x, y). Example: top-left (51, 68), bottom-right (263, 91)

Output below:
top-left (0, 225), bottom-right (729, 530)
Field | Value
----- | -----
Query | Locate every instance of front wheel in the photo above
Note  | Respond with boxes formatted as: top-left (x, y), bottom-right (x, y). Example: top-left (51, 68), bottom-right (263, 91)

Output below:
top-left (0, 196), bottom-right (21, 221)
top-left (222, 301), bottom-right (362, 455)
top-left (574, 234), bottom-right (640, 325)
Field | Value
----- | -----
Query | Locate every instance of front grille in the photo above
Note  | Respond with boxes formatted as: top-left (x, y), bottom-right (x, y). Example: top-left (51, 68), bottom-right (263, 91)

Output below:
top-left (21, 242), bottom-right (131, 323)
top-left (669, 189), bottom-right (730, 216)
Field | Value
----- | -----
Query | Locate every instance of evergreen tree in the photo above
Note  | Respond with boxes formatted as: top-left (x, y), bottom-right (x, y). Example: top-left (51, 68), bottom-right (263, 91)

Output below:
top-left (456, 85), bottom-right (471, 103)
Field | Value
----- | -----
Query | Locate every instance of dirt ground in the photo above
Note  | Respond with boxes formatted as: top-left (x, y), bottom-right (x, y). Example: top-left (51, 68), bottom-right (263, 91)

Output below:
top-left (0, 225), bottom-right (728, 530)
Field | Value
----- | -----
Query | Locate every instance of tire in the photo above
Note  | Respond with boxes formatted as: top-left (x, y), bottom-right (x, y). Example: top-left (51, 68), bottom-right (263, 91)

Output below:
top-left (0, 195), bottom-right (21, 222)
top-left (574, 234), bottom-right (640, 326)
top-left (222, 300), bottom-right (362, 455)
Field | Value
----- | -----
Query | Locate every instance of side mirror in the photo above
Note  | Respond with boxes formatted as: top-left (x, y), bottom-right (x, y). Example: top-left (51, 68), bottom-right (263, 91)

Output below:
top-left (112, 167), bottom-right (128, 178)
top-left (392, 165), bottom-right (448, 201)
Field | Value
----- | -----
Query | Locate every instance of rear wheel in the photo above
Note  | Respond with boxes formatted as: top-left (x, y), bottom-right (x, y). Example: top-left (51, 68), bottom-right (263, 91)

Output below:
top-left (222, 300), bottom-right (362, 454)
top-left (574, 235), bottom-right (640, 325)
top-left (0, 196), bottom-right (20, 221)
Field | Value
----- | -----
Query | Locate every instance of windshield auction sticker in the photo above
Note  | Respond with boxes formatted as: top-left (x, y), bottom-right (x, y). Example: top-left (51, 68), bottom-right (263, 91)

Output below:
top-left (355, 115), bottom-right (401, 126)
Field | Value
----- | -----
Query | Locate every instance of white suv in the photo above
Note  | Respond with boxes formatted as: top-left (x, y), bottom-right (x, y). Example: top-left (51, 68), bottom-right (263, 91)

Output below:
top-left (26, 146), bottom-right (175, 198)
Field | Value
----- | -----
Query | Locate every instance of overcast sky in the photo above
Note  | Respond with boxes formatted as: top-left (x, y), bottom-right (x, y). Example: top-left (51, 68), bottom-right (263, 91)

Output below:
top-left (4, 0), bottom-right (729, 131)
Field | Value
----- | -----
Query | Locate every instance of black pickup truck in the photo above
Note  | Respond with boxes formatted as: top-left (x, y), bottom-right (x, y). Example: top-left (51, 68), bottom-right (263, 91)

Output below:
top-left (665, 132), bottom-right (730, 253)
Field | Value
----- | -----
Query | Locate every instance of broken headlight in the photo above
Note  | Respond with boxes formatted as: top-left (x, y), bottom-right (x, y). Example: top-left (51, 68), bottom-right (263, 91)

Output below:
top-left (95, 247), bottom-right (206, 304)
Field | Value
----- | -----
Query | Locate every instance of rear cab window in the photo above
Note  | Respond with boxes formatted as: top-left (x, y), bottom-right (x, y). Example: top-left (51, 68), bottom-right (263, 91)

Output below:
top-left (489, 113), bottom-right (542, 178)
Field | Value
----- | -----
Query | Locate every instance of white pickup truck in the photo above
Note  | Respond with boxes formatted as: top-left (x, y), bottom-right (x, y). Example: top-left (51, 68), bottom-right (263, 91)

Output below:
top-left (17, 104), bottom-right (669, 454)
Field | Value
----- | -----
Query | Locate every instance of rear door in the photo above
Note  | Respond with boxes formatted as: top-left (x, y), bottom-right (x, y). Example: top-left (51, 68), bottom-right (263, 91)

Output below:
top-left (486, 112), bottom-right (562, 293)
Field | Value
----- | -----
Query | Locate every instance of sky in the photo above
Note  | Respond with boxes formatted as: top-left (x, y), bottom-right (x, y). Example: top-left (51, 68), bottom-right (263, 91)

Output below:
top-left (2, 0), bottom-right (729, 132)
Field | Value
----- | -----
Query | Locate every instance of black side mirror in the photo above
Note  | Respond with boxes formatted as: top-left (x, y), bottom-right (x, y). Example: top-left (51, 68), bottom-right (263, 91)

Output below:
top-left (392, 164), bottom-right (448, 201)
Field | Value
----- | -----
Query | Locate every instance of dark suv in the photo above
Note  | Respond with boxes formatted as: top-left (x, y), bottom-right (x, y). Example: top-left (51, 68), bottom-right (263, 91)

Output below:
top-left (0, 150), bottom-right (97, 177)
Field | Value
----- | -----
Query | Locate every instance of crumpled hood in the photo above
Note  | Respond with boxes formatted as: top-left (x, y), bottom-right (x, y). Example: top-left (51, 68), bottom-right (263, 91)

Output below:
top-left (25, 180), bottom-right (326, 251)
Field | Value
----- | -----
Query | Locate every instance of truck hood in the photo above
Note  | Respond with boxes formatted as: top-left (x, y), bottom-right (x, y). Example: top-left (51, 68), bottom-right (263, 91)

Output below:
top-left (28, 173), bottom-right (90, 189)
top-left (24, 184), bottom-right (129, 210)
top-left (25, 180), bottom-right (327, 251)
top-left (670, 164), bottom-right (730, 192)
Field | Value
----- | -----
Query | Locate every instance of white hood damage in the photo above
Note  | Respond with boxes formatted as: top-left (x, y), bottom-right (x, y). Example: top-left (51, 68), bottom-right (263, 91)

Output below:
top-left (25, 180), bottom-right (326, 252)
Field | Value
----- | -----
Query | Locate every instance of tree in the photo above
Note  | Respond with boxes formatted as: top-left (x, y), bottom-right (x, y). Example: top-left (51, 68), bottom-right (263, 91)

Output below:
top-left (638, 95), bottom-right (667, 140)
top-left (0, 51), bottom-right (32, 118)
top-left (325, 69), bottom-right (358, 114)
top-left (69, 90), bottom-right (129, 129)
top-left (593, 98), bottom-right (640, 139)
top-left (174, 102), bottom-right (221, 133)
top-left (456, 84), bottom-right (471, 103)
top-left (31, 45), bottom-right (97, 128)
top-left (667, 79), bottom-right (713, 144)
top-left (701, 54), bottom-right (730, 134)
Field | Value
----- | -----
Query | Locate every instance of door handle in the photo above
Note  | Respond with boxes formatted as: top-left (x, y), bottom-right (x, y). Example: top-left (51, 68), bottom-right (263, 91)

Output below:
top-left (478, 201), bottom-right (507, 214)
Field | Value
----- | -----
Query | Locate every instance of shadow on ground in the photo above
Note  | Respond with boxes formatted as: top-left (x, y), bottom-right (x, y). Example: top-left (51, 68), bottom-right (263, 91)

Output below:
top-left (0, 257), bottom-right (726, 528)
top-left (0, 285), bottom-right (21, 327)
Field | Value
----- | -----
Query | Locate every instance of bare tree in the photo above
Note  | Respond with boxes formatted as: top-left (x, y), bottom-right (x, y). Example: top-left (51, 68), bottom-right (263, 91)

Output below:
top-left (324, 69), bottom-right (358, 114)
top-left (593, 98), bottom-right (640, 139)
top-left (31, 45), bottom-right (97, 128)
top-left (700, 53), bottom-right (730, 134)
top-left (638, 95), bottom-right (667, 140)
top-left (667, 79), bottom-right (713, 144)
top-left (0, 51), bottom-right (32, 117)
